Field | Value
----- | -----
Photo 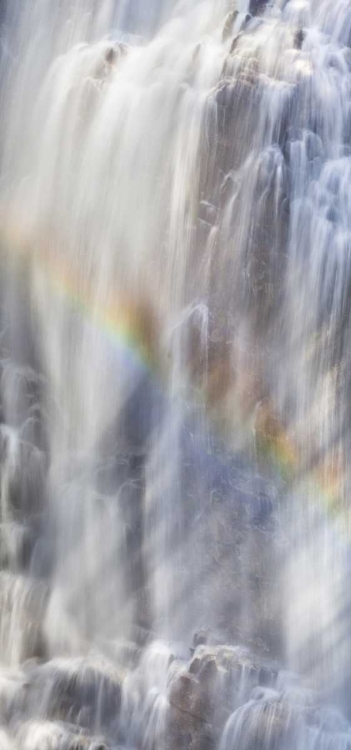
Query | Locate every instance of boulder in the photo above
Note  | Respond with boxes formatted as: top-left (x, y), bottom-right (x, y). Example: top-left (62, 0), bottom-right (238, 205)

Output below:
top-left (169, 673), bottom-right (213, 724)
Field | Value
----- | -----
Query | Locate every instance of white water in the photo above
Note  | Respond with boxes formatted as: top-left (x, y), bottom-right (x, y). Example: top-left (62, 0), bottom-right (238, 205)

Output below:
top-left (0, 0), bottom-right (350, 747)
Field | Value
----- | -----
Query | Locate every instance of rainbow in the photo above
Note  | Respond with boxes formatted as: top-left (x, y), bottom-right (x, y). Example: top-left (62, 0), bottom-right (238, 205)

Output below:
top-left (254, 404), bottom-right (346, 524)
top-left (1, 213), bottom-right (158, 376)
top-left (1, 212), bottom-right (346, 525)
top-left (45, 251), bottom-right (157, 373)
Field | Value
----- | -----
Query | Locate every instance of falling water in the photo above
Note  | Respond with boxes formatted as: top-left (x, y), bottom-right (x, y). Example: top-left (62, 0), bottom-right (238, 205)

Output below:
top-left (0, 0), bottom-right (350, 747)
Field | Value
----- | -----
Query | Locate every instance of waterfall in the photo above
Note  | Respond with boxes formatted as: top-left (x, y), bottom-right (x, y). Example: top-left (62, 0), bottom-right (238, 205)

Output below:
top-left (0, 0), bottom-right (350, 747)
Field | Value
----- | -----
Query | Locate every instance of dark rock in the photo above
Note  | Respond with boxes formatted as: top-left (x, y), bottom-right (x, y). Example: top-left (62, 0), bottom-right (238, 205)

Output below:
top-left (249, 0), bottom-right (268, 15)
top-left (94, 42), bottom-right (128, 80)
top-left (294, 29), bottom-right (305, 49)
top-left (258, 666), bottom-right (278, 687)
top-left (230, 32), bottom-right (243, 54)
top-left (0, 522), bottom-right (35, 571)
top-left (189, 657), bottom-right (202, 675)
top-left (0, 428), bottom-right (46, 521)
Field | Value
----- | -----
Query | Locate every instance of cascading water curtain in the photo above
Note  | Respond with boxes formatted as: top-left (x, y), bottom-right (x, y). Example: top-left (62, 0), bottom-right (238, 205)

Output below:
top-left (0, 1), bottom-right (349, 749)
